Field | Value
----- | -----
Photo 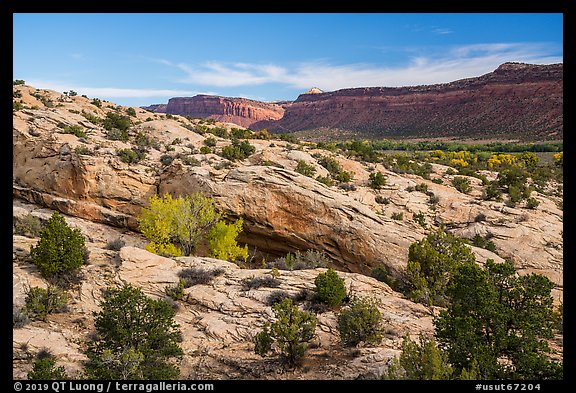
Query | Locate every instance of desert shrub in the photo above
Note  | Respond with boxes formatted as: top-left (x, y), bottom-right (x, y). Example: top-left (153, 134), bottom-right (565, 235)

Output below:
top-left (105, 238), bottom-right (125, 251)
top-left (181, 156), bottom-right (201, 166)
top-left (165, 278), bottom-right (186, 301)
top-left (314, 268), bottom-right (347, 308)
top-left (339, 182), bottom-right (357, 191)
top-left (276, 133), bottom-right (299, 143)
top-left (160, 154), bottom-right (174, 166)
top-left (432, 178), bottom-right (443, 184)
top-left (406, 229), bottom-right (475, 307)
top-left (85, 285), bottom-right (183, 380)
top-left (318, 156), bottom-right (342, 176)
top-left (292, 250), bottom-right (329, 270)
top-left (337, 296), bottom-right (383, 347)
top-left (203, 137), bottom-right (217, 147)
top-left (482, 181), bottom-right (502, 201)
top-left (177, 267), bottom-right (225, 287)
top-left (22, 285), bottom-right (68, 321)
top-left (471, 234), bottom-right (497, 253)
top-left (230, 127), bottom-right (251, 139)
top-left (126, 107), bottom-right (137, 117)
top-left (318, 155), bottom-right (353, 182)
top-left (435, 259), bottom-right (562, 379)
top-left (526, 197), bottom-right (540, 209)
top-left (29, 211), bottom-right (86, 277)
top-left (14, 79), bottom-right (26, 85)
top-left (61, 124), bottom-right (86, 138)
top-left (13, 101), bottom-right (24, 111)
top-left (199, 146), bottom-right (211, 154)
top-left (370, 265), bottom-right (405, 292)
top-left (220, 139), bottom-right (255, 161)
top-left (103, 112), bottom-right (131, 132)
top-left (207, 218), bottom-right (249, 262)
top-left (334, 170), bottom-right (353, 183)
top-left (267, 250), bottom-right (329, 271)
top-left (315, 175), bottom-right (334, 187)
top-left (81, 110), bottom-right (102, 125)
top-left (208, 126), bottom-right (228, 138)
top-left (106, 128), bottom-right (129, 142)
top-left (13, 213), bottom-right (43, 237)
top-left (252, 129), bottom-right (271, 140)
top-left (242, 275), bottom-right (281, 290)
top-left (254, 329), bottom-right (274, 357)
top-left (74, 145), bottom-right (92, 155)
top-left (13, 307), bottom-right (31, 328)
top-left (117, 148), bottom-right (145, 164)
top-left (295, 160), bottom-right (316, 177)
top-left (91, 98), bottom-right (102, 108)
top-left (383, 334), bottom-right (453, 380)
top-left (368, 171), bottom-right (387, 189)
top-left (414, 183), bottom-right (428, 193)
top-left (452, 176), bottom-right (471, 194)
top-left (375, 195), bottom-right (389, 204)
top-left (13, 89), bottom-right (22, 98)
top-left (413, 211), bottom-right (427, 228)
top-left (474, 213), bottom-right (487, 222)
top-left (428, 193), bottom-right (440, 205)
top-left (253, 298), bottom-right (317, 367)
top-left (265, 290), bottom-right (293, 306)
top-left (391, 212), bottom-right (404, 220)
top-left (28, 354), bottom-right (68, 380)
top-left (267, 252), bottom-right (296, 271)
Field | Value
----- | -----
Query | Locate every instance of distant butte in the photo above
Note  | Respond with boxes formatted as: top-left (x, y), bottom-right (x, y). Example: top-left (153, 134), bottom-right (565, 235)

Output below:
top-left (159, 95), bottom-right (284, 128)
top-left (144, 63), bottom-right (562, 140)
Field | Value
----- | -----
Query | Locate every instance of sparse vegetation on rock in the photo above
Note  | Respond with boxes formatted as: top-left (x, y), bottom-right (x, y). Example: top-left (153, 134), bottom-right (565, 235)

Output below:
top-left (254, 298), bottom-right (317, 367)
top-left (28, 352), bottom-right (68, 380)
top-left (435, 259), bottom-right (562, 379)
top-left (383, 334), bottom-right (453, 380)
top-left (220, 139), bottom-right (256, 161)
top-left (85, 284), bottom-right (183, 380)
top-left (22, 285), bottom-right (68, 321)
top-left (337, 296), bottom-right (383, 347)
top-left (11, 83), bottom-right (563, 380)
top-left (368, 171), bottom-right (386, 189)
top-left (295, 160), bottom-right (316, 177)
top-left (29, 211), bottom-right (87, 278)
top-left (452, 176), bottom-right (471, 194)
top-left (314, 268), bottom-right (347, 308)
top-left (405, 229), bottom-right (475, 307)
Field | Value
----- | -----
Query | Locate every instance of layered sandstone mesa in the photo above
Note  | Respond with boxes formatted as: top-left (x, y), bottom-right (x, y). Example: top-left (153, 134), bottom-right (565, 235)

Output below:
top-left (255, 62), bottom-right (563, 140)
top-left (163, 95), bottom-right (285, 128)
top-left (140, 103), bottom-right (167, 113)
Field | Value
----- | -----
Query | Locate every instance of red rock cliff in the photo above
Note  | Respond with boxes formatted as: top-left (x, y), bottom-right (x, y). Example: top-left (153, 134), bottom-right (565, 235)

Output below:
top-left (255, 62), bottom-right (563, 140)
top-left (163, 95), bottom-right (284, 128)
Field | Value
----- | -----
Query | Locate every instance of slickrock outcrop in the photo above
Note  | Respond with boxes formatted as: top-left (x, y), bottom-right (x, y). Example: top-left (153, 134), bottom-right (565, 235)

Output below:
top-left (163, 95), bottom-right (285, 128)
top-left (255, 62), bottom-right (563, 140)
top-left (12, 85), bottom-right (562, 300)
top-left (12, 212), bottom-right (435, 380)
top-left (12, 85), bottom-right (563, 379)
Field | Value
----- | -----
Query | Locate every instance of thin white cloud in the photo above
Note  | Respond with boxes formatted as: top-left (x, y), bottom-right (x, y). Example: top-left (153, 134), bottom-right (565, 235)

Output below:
top-left (165, 42), bottom-right (562, 91)
top-left (431, 27), bottom-right (454, 35)
top-left (25, 80), bottom-right (209, 99)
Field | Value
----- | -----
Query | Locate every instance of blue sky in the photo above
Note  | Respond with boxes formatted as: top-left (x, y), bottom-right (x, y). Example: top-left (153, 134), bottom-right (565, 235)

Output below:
top-left (13, 13), bottom-right (563, 107)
